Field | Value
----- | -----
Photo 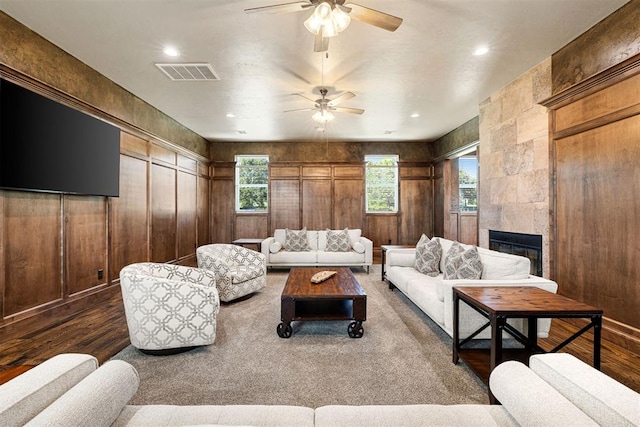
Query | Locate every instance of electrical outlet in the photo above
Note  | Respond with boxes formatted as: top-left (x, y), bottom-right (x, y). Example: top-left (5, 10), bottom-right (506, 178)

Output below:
top-left (98, 269), bottom-right (104, 280)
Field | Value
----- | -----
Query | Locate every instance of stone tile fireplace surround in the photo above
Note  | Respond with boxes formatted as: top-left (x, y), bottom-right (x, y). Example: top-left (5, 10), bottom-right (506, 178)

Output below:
top-left (478, 58), bottom-right (551, 278)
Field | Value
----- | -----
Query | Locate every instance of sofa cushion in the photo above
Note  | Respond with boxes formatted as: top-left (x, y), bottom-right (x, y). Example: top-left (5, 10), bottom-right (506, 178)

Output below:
top-left (406, 278), bottom-right (445, 325)
top-left (0, 354), bottom-right (98, 427)
top-left (284, 228), bottom-right (311, 252)
top-left (269, 250), bottom-right (317, 264)
top-left (414, 236), bottom-right (441, 277)
top-left (114, 404), bottom-right (315, 427)
top-left (230, 265), bottom-right (264, 283)
top-left (529, 353), bottom-right (640, 426)
top-left (273, 229), bottom-right (286, 244)
top-left (315, 404), bottom-right (514, 427)
top-left (326, 228), bottom-right (351, 252)
top-left (352, 241), bottom-right (365, 254)
top-left (26, 360), bottom-right (139, 427)
top-left (490, 360), bottom-right (598, 426)
top-left (317, 250), bottom-right (364, 264)
top-left (477, 247), bottom-right (531, 280)
top-left (443, 242), bottom-right (482, 280)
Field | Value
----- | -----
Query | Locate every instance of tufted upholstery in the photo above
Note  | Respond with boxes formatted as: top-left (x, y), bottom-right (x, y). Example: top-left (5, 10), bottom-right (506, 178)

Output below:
top-left (196, 244), bottom-right (267, 302)
top-left (119, 263), bottom-right (220, 352)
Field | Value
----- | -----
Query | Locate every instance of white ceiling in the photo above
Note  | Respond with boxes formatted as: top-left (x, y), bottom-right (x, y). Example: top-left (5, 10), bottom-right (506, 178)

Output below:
top-left (0, 0), bottom-right (628, 143)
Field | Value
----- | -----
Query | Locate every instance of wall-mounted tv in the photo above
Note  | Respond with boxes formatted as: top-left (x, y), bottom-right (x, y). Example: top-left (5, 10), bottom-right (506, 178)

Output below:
top-left (0, 78), bottom-right (120, 197)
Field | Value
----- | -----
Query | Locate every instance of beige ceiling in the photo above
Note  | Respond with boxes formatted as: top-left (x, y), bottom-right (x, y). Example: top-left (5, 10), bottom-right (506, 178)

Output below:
top-left (0, 0), bottom-right (628, 143)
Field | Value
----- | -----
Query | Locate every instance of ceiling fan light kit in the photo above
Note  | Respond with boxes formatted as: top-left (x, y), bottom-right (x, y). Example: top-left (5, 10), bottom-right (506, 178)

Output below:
top-left (303, 2), bottom-right (351, 38)
top-left (312, 109), bottom-right (335, 123)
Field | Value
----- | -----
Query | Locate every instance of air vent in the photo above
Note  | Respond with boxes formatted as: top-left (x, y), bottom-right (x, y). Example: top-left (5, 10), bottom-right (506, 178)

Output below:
top-left (155, 63), bottom-right (220, 81)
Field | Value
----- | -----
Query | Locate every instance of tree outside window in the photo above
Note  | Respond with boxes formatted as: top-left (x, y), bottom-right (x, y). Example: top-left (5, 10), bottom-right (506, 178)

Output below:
top-left (458, 156), bottom-right (477, 212)
top-left (365, 155), bottom-right (398, 213)
top-left (235, 155), bottom-right (268, 212)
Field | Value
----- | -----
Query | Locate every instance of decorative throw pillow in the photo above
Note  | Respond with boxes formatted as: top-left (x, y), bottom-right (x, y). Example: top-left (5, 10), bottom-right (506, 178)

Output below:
top-left (416, 233), bottom-right (430, 246)
top-left (269, 241), bottom-right (282, 253)
top-left (414, 237), bottom-right (441, 277)
top-left (284, 228), bottom-right (311, 252)
top-left (352, 241), bottom-right (365, 254)
top-left (443, 242), bottom-right (483, 280)
top-left (326, 228), bottom-right (351, 252)
top-left (456, 246), bottom-right (483, 279)
top-left (443, 242), bottom-right (465, 280)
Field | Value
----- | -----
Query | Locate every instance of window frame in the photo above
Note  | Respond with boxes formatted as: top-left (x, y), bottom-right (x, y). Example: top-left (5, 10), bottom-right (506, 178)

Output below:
top-left (235, 155), bottom-right (269, 213)
top-left (458, 155), bottom-right (478, 212)
top-left (365, 154), bottom-right (399, 213)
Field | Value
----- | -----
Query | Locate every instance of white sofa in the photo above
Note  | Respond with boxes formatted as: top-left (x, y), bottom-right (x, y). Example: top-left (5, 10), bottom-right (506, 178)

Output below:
top-left (261, 228), bottom-right (373, 272)
top-left (385, 237), bottom-right (559, 339)
top-left (1, 352), bottom-right (637, 426)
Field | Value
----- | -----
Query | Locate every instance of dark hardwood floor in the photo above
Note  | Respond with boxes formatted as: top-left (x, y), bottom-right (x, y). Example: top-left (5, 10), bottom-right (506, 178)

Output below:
top-left (1, 268), bottom-right (638, 393)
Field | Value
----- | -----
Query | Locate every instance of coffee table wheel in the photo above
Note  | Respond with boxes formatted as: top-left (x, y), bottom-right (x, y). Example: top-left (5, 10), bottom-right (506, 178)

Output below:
top-left (348, 321), bottom-right (364, 338)
top-left (277, 322), bottom-right (293, 338)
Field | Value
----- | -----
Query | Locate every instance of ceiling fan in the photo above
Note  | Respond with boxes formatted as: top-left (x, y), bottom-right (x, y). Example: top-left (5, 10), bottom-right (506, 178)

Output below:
top-left (284, 88), bottom-right (364, 123)
top-left (245, 0), bottom-right (403, 52)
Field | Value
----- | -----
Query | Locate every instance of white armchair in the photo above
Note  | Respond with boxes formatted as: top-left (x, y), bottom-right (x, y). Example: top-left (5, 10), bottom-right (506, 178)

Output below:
top-left (197, 244), bottom-right (267, 302)
top-left (119, 262), bottom-right (220, 355)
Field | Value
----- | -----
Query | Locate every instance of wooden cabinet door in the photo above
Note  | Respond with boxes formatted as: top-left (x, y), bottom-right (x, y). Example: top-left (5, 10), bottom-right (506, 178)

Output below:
top-left (333, 179), bottom-right (363, 230)
top-left (151, 164), bottom-right (176, 262)
top-left (270, 179), bottom-right (300, 233)
top-left (302, 179), bottom-right (331, 230)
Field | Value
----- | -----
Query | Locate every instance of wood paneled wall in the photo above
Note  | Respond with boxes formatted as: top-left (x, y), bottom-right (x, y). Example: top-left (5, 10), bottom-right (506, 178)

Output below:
top-left (270, 163), bottom-right (365, 236)
top-left (0, 131), bottom-right (211, 340)
top-left (542, 54), bottom-right (640, 354)
top-left (399, 163), bottom-right (434, 245)
top-left (210, 160), bottom-right (434, 249)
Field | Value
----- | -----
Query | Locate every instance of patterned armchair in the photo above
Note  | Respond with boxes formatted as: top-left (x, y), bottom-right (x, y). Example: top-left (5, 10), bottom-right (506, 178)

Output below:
top-left (196, 244), bottom-right (267, 302)
top-left (119, 262), bottom-right (220, 355)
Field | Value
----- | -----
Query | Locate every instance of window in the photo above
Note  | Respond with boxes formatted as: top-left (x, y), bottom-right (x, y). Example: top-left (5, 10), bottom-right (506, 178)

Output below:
top-left (365, 155), bottom-right (398, 213)
top-left (235, 155), bottom-right (268, 212)
top-left (458, 155), bottom-right (478, 212)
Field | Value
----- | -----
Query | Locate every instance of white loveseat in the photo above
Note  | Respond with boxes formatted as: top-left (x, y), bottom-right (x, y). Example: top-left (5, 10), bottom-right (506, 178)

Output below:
top-left (261, 228), bottom-right (373, 272)
top-left (385, 237), bottom-right (558, 339)
top-left (1, 352), bottom-right (637, 426)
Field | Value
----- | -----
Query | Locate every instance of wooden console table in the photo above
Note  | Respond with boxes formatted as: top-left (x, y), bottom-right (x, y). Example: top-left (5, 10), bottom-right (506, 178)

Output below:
top-left (452, 286), bottom-right (603, 403)
top-left (232, 238), bottom-right (263, 252)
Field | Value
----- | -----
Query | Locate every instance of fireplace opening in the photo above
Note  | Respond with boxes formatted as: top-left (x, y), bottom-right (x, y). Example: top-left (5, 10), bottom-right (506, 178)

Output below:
top-left (488, 230), bottom-right (542, 277)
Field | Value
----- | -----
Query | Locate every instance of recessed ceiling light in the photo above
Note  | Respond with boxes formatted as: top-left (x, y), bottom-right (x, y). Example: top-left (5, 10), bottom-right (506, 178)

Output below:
top-left (162, 46), bottom-right (180, 57)
top-left (410, 113), bottom-right (420, 118)
top-left (226, 113), bottom-right (235, 118)
top-left (473, 46), bottom-right (490, 56)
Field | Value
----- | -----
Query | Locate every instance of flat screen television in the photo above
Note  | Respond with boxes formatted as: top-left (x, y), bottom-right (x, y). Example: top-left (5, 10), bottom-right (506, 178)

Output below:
top-left (0, 78), bottom-right (120, 197)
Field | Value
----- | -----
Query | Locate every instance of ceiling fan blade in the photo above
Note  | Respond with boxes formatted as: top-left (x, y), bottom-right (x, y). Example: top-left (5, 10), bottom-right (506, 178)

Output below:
top-left (314, 33), bottom-right (329, 52)
top-left (327, 91), bottom-right (355, 107)
top-left (283, 107), bottom-right (316, 113)
top-left (293, 93), bottom-right (317, 103)
top-left (343, 3), bottom-right (403, 32)
top-left (334, 107), bottom-right (365, 115)
top-left (244, 1), bottom-right (312, 14)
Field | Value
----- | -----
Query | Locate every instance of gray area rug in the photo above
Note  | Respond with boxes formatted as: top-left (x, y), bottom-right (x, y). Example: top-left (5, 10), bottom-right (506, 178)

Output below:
top-left (111, 266), bottom-right (487, 407)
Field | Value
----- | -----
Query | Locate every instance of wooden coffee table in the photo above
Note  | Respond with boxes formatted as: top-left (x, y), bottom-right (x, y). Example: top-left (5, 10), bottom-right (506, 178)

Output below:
top-left (277, 268), bottom-right (367, 339)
